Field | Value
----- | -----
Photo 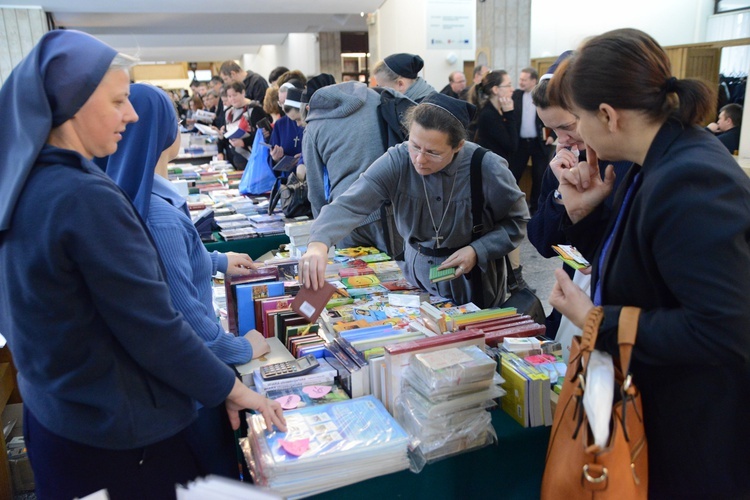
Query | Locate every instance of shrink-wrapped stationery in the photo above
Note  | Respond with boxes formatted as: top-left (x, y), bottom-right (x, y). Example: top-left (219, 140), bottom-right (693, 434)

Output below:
top-left (409, 345), bottom-right (496, 393)
top-left (243, 396), bottom-right (409, 498)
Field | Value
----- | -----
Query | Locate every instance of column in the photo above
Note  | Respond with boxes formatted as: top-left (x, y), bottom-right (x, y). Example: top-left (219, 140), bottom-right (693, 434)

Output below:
top-left (318, 32), bottom-right (342, 82)
top-left (0, 7), bottom-right (48, 86)
top-left (475, 0), bottom-right (531, 81)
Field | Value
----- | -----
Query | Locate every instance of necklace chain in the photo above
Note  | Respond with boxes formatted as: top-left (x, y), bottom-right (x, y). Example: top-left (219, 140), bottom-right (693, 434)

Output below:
top-left (421, 172), bottom-right (458, 248)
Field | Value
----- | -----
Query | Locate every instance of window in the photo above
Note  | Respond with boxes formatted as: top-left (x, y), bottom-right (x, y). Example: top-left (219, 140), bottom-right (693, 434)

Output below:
top-left (716, 0), bottom-right (750, 14)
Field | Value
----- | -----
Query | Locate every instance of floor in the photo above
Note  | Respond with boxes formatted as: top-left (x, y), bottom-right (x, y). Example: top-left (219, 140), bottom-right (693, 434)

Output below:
top-left (517, 234), bottom-right (561, 317)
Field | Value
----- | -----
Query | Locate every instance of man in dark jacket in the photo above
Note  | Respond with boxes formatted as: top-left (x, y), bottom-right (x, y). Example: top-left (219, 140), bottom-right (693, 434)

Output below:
top-left (510, 67), bottom-right (553, 214)
top-left (219, 60), bottom-right (269, 105)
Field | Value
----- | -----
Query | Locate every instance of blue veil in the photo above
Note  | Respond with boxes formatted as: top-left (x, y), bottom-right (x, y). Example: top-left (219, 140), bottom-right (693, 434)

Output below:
top-left (101, 83), bottom-right (179, 220)
top-left (0, 30), bottom-right (117, 232)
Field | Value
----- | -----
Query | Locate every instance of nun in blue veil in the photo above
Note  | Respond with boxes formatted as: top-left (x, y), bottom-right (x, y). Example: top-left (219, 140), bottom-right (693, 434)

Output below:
top-left (0, 30), bottom-right (284, 499)
top-left (102, 83), bottom-right (273, 479)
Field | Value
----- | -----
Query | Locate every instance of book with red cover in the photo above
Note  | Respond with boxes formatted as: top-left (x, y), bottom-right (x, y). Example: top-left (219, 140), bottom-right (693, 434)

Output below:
top-left (484, 323), bottom-right (547, 347)
top-left (257, 296), bottom-right (293, 337)
top-left (291, 281), bottom-right (337, 323)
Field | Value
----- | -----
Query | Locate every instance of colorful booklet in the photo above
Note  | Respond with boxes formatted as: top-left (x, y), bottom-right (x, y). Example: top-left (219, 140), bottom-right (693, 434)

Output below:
top-left (429, 265), bottom-right (456, 283)
top-left (552, 244), bottom-right (591, 270)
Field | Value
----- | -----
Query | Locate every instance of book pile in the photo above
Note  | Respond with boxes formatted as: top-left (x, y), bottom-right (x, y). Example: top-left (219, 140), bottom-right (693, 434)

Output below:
top-left (498, 345), bottom-right (557, 428)
top-left (453, 309), bottom-right (547, 346)
top-left (284, 220), bottom-right (313, 257)
top-left (242, 396), bottom-right (410, 498)
top-left (394, 345), bottom-right (504, 470)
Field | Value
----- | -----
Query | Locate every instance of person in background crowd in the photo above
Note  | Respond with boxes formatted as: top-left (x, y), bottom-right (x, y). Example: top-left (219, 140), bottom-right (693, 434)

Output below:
top-left (276, 69), bottom-right (308, 90)
top-left (270, 82), bottom-right (305, 177)
top-left (268, 66), bottom-right (291, 87)
top-left (184, 94), bottom-right (204, 132)
top-left (102, 83), bottom-right (272, 479)
top-left (0, 29), bottom-right (285, 500)
top-left (463, 64), bottom-right (490, 102)
top-left (473, 70), bottom-right (518, 162)
top-left (706, 102), bottom-right (743, 153)
top-left (372, 53), bottom-right (436, 103)
top-left (222, 81), bottom-right (270, 170)
top-left (511, 67), bottom-right (553, 214)
top-left (547, 28), bottom-right (750, 498)
top-left (440, 71), bottom-right (467, 99)
top-left (300, 93), bottom-right (528, 308)
top-left (263, 86), bottom-right (283, 123)
top-left (219, 60), bottom-right (269, 105)
top-left (303, 79), bottom-right (403, 253)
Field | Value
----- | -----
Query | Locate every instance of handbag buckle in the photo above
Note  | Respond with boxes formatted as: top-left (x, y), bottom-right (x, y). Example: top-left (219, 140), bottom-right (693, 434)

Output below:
top-left (582, 464), bottom-right (608, 484)
top-left (623, 374), bottom-right (632, 391)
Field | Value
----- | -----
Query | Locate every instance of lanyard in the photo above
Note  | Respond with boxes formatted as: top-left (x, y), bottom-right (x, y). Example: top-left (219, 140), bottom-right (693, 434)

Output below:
top-left (592, 172), bottom-right (642, 306)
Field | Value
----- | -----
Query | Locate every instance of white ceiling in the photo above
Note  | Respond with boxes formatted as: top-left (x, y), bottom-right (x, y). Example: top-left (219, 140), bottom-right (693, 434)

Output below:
top-left (6, 0), bottom-right (386, 62)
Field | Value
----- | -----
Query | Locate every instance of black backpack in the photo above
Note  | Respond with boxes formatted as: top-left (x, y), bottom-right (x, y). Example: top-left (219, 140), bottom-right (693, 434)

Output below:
top-left (371, 87), bottom-right (417, 150)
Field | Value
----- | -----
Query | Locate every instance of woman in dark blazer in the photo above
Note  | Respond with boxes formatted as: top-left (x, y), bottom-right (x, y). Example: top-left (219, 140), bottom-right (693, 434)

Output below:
top-left (548, 28), bottom-right (750, 499)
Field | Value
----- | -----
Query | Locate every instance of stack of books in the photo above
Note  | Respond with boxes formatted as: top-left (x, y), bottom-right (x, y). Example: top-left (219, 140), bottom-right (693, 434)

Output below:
top-left (499, 348), bottom-right (554, 428)
top-left (394, 345), bottom-right (503, 470)
top-left (242, 396), bottom-right (410, 498)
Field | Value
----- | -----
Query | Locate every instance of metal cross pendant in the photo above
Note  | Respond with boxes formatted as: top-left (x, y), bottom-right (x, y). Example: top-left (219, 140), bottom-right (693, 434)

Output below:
top-left (432, 234), bottom-right (443, 248)
top-left (293, 136), bottom-right (300, 148)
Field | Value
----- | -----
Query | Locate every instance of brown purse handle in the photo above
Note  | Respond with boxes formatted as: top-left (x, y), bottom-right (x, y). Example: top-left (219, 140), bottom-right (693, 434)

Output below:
top-left (617, 306), bottom-right (641, 376)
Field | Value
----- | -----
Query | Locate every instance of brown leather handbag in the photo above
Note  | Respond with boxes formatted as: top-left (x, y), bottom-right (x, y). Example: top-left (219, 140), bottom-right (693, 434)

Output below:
top-left (540, 306), bottom-right (648, 499)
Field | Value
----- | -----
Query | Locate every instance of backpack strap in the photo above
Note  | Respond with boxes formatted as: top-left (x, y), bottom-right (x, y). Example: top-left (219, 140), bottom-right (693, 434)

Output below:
top-left (468, 147), bottom-right (489, 308)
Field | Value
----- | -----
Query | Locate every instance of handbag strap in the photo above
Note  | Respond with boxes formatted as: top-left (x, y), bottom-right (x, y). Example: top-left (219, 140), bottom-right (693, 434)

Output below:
top-left (616, 306), bottom-right (641, 375)
top-left (574, 306), bottom-right (604, 375)
top-left (469, 147), bottom-right (490, 308)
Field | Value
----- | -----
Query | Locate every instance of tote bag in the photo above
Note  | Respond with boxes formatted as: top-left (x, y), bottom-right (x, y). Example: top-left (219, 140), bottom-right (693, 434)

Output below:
top-left (239, 130), bottom-right (276, 195)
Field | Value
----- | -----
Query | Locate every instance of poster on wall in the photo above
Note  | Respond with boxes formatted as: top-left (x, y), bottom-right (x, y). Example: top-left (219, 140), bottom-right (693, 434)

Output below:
top-left (426, 0), bottom-right (475, 50)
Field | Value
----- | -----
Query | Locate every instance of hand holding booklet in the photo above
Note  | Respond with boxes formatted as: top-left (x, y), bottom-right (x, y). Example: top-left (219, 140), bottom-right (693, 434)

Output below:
top-left (272, 155), bottom-right (299, 172)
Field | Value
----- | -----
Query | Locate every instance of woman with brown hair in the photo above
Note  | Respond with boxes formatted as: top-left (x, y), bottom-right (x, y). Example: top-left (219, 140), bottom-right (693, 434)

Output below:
top-left (472, 70), bottom-right (518, 163)
top-left (547, 28), bottom-right (750, 498)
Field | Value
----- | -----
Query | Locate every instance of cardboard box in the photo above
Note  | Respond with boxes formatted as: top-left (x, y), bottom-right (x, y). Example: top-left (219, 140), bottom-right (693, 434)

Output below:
top-left (2, 403), bottom-right (35, 493)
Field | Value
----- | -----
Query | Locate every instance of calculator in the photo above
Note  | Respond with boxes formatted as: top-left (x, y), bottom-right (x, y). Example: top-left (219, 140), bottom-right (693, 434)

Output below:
top-left (260, 354), bottom-right (320, 381)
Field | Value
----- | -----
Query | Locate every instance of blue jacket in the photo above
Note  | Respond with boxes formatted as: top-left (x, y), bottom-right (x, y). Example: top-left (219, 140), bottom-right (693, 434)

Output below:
top-left (0, 147), bottom-right (236, 450)
top-left (149, 176), bottom-right (253, 364)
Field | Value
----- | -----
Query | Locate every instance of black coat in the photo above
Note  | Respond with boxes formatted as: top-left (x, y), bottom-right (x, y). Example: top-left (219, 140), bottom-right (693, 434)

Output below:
top-left (565, 120), bottom-right (750, 498)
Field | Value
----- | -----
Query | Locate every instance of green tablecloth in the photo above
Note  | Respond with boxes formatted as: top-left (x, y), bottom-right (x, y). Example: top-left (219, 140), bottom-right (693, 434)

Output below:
top-left (311, 410), bottom-right (550, 500)
top-left (204, 234), bottom-right (290, 260)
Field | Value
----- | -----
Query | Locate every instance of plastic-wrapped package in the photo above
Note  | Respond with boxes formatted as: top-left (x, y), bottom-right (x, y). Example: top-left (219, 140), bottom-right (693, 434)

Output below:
top-left (404, 370), bottom-right (504, 403)
top-left (399, 384), bottom-right (505, 418)
top-left (395, 394), bottom-right (497, 472)
top-left (409, 345), bottom-right (497, 393)
top-left (242, 396), bottom-right (410, 498)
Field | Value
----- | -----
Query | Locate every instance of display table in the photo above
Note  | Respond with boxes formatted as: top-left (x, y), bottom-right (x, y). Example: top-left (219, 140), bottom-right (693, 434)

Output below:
top-left (311, 410), bottom-right (549, 500)
top-left (204, 234), bottom-right (290, 260)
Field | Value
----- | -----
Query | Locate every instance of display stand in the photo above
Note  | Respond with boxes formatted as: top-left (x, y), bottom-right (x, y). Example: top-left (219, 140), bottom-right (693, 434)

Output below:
top-left (203, 234), bottom-right (290, 260)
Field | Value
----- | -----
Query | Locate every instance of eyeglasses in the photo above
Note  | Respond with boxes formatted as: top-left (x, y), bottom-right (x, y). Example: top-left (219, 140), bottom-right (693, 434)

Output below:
top-left (408, 143), bottom-right (449, 162)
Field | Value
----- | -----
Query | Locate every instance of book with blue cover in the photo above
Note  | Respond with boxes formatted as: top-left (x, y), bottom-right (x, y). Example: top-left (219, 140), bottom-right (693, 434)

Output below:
top-left (236, 281), bottom-right (285, 334)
